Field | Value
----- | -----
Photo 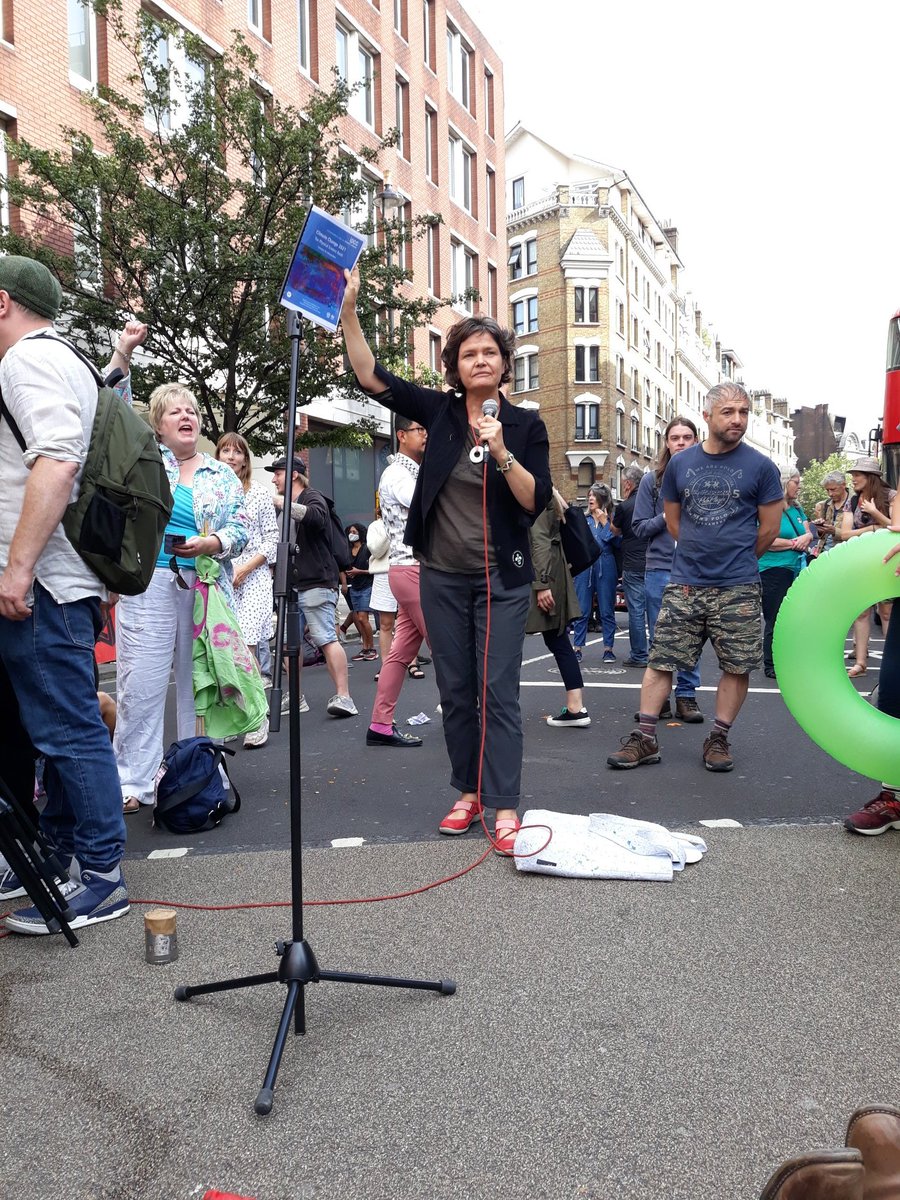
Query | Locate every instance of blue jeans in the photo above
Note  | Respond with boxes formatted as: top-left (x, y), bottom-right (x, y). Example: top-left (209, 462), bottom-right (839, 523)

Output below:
top-left (0, 583), bottom-right (125, 872)
top-left (573, 558), bottom-right (617, 649)
top-left (621, 570), bottom-right (648, 662)
top-left (644, 568), bottom-right (700, 698)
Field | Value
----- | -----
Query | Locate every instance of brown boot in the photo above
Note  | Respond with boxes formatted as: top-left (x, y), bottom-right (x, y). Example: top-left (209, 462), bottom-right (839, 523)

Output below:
top-left (759, 1148), bottom-right (863, 1199)
top-left (845, 1104), bottom-right (900, 1199)
top-left (606, 730), bottom-right (660, 769)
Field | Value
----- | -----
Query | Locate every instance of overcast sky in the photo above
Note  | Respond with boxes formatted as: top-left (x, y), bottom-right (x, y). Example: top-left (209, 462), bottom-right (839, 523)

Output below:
top-left (466, 0), bottom-right (899, 443)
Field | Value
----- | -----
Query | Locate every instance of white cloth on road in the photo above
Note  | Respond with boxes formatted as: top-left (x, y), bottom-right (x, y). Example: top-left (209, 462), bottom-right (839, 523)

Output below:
top-left (514, 809), bottom-right (708, 881)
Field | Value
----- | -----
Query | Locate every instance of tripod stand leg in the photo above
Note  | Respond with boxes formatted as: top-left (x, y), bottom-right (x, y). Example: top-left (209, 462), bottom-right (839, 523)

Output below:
top-left (318, 970), bottom-right (456, 995)
top-left (174, 969), bottom-right (279, 1002)
top-left (255, 978), bottom-right (302, 1116)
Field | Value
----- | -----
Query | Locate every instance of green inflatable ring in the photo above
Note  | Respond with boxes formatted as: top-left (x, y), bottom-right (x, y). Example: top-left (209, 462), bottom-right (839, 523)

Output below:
top-left (773, 530), bottom-right (900, 782)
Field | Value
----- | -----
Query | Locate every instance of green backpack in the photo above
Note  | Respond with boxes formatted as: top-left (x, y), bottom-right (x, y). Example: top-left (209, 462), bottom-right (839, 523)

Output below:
top-left (0, 335), bottom-right (173, 595)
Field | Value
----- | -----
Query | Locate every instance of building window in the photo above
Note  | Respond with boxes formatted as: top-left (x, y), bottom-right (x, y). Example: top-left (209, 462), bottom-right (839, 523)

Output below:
top-left (448, 134), bottom-right (474, 214)
top-left (395, 76), bottom-right (409, 159)
top-left (616, 409), bottom-right (625, 445)
top-left (73, 188), bottom-right (102, 292)
top-left (484, 69), bottom-right (495, 137)
top-left (446, 23), bottom-right (472, 110)
top-left (393, 0), bottom-right (407, 38)
top-left (511, 176), bottom-right (524, 210)
top-left (575, 346), bottom-right (599, 383)
top-left (423, 0), bottom-right (435, 69)
top-left (487, 264), bottom-right (497, 317)
top-left (514, 353), bottom-right (539, 393)
top-left (450, 239), bottom-right (476, 313)
top-left (485, 166), bottom-right (496, 235)
top-left (617, 300), bottom-right (625, 336)
top-left (526, 238), bottom-right (537, 276)
top-left (424, 105), bottom-right (437, 183)
top-left (248, 0), bottom-right (271, 40)
top-left (68, 0), bottom-right (97, 87)
top-left (336, 22), bottom-right (375, 128)
top-left (0, 122), bottom-right (10, 231)
top-left (630, 415), bottom-right (639, 452)
top-left (143, 20), bottom-right (209, 133)
top-left (341, 165), bottom-right (377, 247)
top-left (429, 330), bottom-right (441, 372)
top-left (426, 222), bottom-right (440, 295)
top-left (616, 355), bottom-right (625, 391)
top-left (575, 403), bottom-right (600, 441)
top-left (512, 296), bottom-right (537, 334)
top-left (617, 244), bottom-right (624, 278)
top-left (574, 286), bottom-right (598, 324)
top-left (297, 0), bottom-right (313, 75)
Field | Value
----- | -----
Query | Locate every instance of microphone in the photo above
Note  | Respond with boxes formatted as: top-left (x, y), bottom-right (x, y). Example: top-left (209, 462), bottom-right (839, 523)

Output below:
top-left (470, 398), bottom-right (499, 464)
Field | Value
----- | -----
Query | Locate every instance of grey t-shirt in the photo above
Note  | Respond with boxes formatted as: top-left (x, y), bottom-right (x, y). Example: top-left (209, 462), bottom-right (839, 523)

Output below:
top-left (419, 427), bottom-right (496, 574)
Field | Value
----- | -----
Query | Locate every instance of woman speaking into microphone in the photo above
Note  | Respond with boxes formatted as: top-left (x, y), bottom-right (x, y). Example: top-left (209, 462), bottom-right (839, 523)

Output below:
top-left (339, 268), bottom-right (551, 853)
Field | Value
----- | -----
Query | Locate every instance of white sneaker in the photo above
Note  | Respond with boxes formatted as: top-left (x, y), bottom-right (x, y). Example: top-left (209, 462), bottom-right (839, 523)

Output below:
top-left (326, 694), bottom-right (358, 718)
top-left (281, 693), bottom-right (310, 715)
top-left (243, 717), bottom-right (269, 749)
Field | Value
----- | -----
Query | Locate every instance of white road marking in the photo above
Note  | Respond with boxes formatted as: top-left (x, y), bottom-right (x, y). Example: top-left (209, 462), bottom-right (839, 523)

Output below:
top-left (699, 818), bottom-right (743, 828)
top-left (147, 847), bottom-right (189, 859)
top-left (331, 837), bottom-right (366, 848)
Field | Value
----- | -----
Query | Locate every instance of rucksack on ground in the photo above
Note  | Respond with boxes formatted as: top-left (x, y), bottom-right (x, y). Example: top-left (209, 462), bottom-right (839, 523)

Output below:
top-left (154, 737), bottom-right (241, 834)
top-left (0, 334), bottom-right (172, 595)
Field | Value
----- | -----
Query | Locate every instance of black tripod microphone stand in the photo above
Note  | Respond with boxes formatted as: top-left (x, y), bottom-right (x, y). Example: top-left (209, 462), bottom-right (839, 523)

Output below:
top-left (173, 311), bottom-right (455, 1116)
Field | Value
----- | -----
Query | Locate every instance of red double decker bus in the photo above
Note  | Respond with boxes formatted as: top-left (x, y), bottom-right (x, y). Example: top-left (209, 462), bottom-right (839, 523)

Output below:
top-left (884, 309), bottom-right (900, 488)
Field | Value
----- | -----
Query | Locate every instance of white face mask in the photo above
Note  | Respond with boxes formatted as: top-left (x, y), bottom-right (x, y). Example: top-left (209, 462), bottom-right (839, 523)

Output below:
top-left (348, 532), bottom-right (359, 542)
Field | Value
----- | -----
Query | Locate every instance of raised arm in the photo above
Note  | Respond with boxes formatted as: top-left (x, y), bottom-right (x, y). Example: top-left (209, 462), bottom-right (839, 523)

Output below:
top-left (339, 267), bottom-right (379, 392)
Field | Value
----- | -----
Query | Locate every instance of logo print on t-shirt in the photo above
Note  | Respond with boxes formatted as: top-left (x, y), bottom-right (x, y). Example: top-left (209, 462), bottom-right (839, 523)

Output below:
top-left (682, 465), bottom-right (744, 528)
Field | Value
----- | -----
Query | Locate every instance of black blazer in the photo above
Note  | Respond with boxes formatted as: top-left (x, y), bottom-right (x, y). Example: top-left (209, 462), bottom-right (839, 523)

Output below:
top-left (368, 364), bottom-right (552, 588)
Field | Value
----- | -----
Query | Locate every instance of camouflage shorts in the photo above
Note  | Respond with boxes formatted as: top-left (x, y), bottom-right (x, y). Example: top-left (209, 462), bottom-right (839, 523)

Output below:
top-left (648, 583), bottom-right (762, 675)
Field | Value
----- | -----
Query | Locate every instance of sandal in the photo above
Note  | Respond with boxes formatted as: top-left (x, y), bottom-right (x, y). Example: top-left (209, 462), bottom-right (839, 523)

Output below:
top-left (493, 816), bottom-right (521, 857)
top-left (439, 798), bottom-right (482, 835)
top-left (123, 796), bottom-right (141, 814)
top-left (848, 663), bottom-right (867, 678)
top-left (407, 664), bottom-right (425, 679)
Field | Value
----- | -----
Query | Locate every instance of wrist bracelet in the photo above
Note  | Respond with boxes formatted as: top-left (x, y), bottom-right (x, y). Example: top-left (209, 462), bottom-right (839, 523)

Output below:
top-left (497, 451), bottom-right (515, 474)
top-left (115, 345), bottom-right (131, 361)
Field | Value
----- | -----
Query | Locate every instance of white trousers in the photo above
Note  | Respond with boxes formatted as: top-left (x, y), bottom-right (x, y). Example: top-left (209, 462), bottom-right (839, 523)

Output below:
top-left (113, 566), bottom-right (196, 805)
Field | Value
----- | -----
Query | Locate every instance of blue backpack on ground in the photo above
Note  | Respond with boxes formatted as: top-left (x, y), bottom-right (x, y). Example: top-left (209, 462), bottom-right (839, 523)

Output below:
top-left (154, 737), bottom-right (242, 834)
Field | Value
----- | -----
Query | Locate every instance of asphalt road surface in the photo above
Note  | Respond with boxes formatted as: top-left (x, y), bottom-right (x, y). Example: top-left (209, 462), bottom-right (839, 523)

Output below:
top-left (111, 618), bottom-right (885, 860)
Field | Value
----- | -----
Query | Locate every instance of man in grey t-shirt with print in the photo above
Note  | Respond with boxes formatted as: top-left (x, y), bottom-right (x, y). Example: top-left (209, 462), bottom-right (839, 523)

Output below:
top-left (607, 382), bottom-right (783, 774)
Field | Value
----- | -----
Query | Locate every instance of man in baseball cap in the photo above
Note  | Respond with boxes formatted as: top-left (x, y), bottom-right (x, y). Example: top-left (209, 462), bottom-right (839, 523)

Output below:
top-left (0, 254), bottom-right (129, 935)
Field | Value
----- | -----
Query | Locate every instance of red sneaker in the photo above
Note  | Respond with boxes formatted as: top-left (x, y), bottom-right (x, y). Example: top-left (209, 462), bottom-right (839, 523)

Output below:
top-left (844, 791), bottom-right (900, 835)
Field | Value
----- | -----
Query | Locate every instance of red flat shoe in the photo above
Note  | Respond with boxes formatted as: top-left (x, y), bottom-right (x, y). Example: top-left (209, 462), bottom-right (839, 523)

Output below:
top-left (439, 798), bottom-right (482, 835)
top-left (493, 816), bottom-right (521, 857)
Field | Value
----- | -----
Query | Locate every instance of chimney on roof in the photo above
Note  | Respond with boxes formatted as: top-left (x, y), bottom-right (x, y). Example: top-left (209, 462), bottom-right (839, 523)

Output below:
top-left (662, 224), bottom-right (678, 254)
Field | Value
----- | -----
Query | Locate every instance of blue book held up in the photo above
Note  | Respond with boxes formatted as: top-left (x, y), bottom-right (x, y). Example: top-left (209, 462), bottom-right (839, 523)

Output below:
top-left (279, 206), bottom-right (367, 333)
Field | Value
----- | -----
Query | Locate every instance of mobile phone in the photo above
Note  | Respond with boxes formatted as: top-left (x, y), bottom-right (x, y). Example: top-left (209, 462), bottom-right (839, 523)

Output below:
top-left (164, 533), bottom-right (186, 555)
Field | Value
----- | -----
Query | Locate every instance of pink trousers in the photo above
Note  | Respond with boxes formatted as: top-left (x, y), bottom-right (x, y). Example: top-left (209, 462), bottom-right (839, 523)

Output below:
top-left (370, 565), bottom-right (429, 727)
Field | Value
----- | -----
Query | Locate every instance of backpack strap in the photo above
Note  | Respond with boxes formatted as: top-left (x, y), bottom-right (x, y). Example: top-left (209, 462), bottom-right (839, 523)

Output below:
top-left (29, 331), bottom-right (105, 386)
top-left (0, 386), bottom-right (27, 453)
top-left (154, 744), bottom-right (242, 816)
top-left (0, 332), bottom-right (106, 452)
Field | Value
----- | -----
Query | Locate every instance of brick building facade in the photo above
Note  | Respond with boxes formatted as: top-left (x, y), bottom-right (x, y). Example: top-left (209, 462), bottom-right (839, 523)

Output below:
top-left (0, 0), bottom-right (505, 518)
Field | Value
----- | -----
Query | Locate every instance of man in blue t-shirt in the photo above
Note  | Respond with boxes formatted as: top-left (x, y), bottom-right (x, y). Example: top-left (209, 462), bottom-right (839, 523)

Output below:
top-left (608, 382), bottom-right (783, 773)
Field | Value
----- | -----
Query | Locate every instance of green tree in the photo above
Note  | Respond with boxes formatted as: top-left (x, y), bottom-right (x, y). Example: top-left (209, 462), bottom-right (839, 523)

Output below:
top-left (798, 452), bottom-right (855, 516)
top-left (0, 1), bottom-right (453, 452)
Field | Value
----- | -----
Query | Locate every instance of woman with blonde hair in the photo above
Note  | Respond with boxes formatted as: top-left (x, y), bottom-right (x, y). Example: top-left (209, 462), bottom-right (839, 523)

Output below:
top-left (115, 384), bottom-right (248, 812)
top-left (216, 432), bottom-right (278, 747)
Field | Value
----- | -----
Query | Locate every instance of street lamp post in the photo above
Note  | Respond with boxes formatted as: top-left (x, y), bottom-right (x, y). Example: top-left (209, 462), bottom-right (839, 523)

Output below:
top-left (376, 177), bottom-right (403, 450)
